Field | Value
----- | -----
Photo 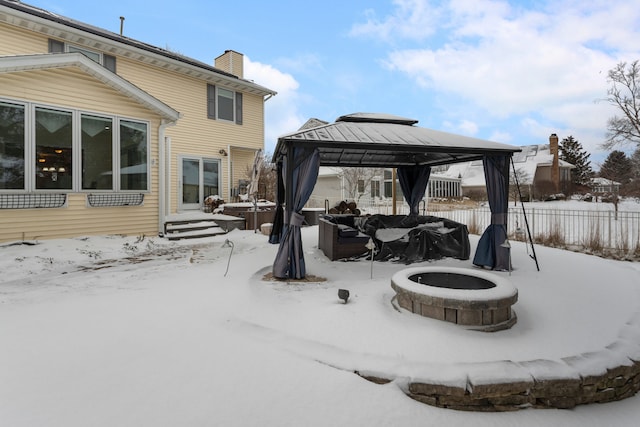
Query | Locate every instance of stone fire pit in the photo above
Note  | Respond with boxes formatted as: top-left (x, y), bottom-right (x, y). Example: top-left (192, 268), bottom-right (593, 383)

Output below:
top-left (391, 266), bottom-right (518, 331)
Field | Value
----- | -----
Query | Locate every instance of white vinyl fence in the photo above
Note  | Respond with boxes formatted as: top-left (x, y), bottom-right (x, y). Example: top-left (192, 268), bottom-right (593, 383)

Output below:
top-left (430, 206), bottom-right (640, 252)
top-left (310, 197), bottom-right (640, 253)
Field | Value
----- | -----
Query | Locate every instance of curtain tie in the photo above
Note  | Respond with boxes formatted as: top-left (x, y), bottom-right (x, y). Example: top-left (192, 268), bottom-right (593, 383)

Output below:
top-left (284, 212), bottom-right (305, 227)
top-left (289, 212), bottom-right (305, 227)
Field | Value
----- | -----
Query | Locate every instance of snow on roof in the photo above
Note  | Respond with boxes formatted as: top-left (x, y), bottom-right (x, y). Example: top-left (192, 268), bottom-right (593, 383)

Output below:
top-left (591, 177), bottom-right (621, 185)
top-left (438, 144), bottom-right (575, 187)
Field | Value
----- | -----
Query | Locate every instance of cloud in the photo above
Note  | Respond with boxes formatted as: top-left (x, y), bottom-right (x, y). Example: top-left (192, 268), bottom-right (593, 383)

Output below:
top-left (443, 119), bottom-right (479, 136)
top-left (351, 0), bottom-right (640, 166)
top-left (349, 0), bottom-right (444, 42)
top-left (244, 57), bottom-right (306, 153)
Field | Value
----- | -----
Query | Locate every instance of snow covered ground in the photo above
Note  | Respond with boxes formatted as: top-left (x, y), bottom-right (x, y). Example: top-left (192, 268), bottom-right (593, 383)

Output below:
top-left (2, 225), bottom-right (640, 426)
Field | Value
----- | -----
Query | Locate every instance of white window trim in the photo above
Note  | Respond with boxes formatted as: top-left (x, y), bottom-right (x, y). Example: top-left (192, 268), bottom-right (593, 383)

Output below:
top-left (0, 97), bottom-right (150, 193)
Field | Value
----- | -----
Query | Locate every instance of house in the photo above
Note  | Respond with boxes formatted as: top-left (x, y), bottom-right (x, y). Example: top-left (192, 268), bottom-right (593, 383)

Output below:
top-left (440, 134), bottom-right (575, 200)
top-left (310, 166), bottom-right (462, 210)
top-left (590, 177), bottom-right (621, 194)
top-left (0, 0), bottom-right (276, 243)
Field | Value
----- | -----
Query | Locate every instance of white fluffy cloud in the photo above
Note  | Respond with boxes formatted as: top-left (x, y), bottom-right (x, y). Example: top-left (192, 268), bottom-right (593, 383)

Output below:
top-left (244, 57), bottom-right (305, 154)
top-left (351, 0), bottom-right (640, 162)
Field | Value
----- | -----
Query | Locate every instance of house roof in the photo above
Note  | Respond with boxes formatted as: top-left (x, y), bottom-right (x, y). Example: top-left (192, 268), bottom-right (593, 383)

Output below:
top-left (0, 53), bottom-right (181, 122)
top-left (591, 177), bottom-right (621, 186)
top-left (273, 113), bottom-right (521, 168)
top-left (439, 143), bottom-right (575, 187)
top-left (0, 0), bottom-right (277, 97)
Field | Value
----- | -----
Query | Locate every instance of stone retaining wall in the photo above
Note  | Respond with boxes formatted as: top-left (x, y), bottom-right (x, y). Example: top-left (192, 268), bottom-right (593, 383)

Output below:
top-left (357, 339), bottom-right (640, 411)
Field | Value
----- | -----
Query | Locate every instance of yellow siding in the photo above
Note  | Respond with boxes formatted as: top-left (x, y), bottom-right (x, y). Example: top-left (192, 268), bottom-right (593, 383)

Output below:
top-left (116, 57), bottom-right (265, 205)
top-left (0, 22), bottom-right (47, 55)
top-left (0, 67), bottom-right (163, 242)
top-left (1, 16), bottom-right (271, 241)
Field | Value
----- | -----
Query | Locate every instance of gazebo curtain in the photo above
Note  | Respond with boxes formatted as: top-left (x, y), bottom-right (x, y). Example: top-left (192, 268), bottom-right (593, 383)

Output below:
top-left (397, 165), bottom-right (431, 215)
top-left (268, 162), bottom-right (285, 244)
top-left (272, 146), bottom-right (320, 279)
top-left (473, 154), bottom-right (511, 270)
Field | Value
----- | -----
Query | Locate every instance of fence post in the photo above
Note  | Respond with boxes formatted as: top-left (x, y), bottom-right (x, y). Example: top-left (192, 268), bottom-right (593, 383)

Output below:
top-left (531, 208), bottom-right (535, 237)
top-left (608, 210), bottom-right (612, 249)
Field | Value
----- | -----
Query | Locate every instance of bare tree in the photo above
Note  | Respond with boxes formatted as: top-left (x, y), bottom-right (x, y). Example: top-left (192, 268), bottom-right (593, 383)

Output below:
top-left (244, 151), bottom-right (276, 201)
top-left (603, 60), bottom-right (640, 150)
top-left (339, 167), bottom-right (384, 202)
top-left (509, 167), bottom-right (531, 206)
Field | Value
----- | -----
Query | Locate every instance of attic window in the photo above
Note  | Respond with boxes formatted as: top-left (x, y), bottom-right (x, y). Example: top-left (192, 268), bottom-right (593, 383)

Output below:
top-left (68, 45), bottom-right (100, 63)
top-left (48, 39), bottom-right (116, 73)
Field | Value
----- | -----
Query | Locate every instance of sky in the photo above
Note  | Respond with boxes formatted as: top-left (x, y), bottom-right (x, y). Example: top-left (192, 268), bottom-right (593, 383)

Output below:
top-left (2, 199), bottom-right (640, 425)
top-left (25, 0), bottom-right (640, 168)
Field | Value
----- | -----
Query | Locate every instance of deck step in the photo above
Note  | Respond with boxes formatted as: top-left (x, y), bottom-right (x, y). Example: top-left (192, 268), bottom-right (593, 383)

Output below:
top-left (164, 217), bottom-right (226, 240)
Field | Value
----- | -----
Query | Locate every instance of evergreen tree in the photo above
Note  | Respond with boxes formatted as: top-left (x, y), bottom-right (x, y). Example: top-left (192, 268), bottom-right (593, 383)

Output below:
top-left (600, 150), bottom-right (632, 184)
top-left (631, 148), bottom-right (640, 180)
top-left (559, 135), bottom-right (594, 186)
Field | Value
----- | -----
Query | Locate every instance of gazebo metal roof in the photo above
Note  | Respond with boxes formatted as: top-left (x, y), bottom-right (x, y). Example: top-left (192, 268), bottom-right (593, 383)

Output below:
top-left (273, 113), bottom-right (522, 168)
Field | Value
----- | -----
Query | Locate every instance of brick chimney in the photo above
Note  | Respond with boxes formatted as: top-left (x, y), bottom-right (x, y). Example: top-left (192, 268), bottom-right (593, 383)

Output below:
top-left (214, 50), bottom-right (244, 78)
top-left (549, 133), bottom-right (559, 192)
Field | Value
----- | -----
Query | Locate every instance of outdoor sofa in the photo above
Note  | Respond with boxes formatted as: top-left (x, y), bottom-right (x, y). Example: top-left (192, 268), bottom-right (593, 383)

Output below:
top-left (318, 215), bottom-right (371, 261)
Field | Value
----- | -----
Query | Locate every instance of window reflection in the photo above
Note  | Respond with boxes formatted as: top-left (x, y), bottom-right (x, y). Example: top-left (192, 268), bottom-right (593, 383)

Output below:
top-left (35, 108), bottom-right (72, 190)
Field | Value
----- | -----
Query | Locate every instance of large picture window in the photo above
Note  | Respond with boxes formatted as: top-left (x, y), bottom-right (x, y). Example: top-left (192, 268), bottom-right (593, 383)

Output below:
top-left (0, 99), bottom-right (149, 194)
top-left (0, 102), bottom-right (25, 190)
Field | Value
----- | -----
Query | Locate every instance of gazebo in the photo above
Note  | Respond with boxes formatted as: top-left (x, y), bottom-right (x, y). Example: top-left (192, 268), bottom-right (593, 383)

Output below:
top-left (269, 113), bottom-right (522, 279)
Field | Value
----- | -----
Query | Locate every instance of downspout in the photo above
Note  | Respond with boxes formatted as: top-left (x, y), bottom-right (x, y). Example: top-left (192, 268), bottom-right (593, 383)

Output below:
top-left (158, 120), bottom-right (176, 236)
top-left (227, 143), bottom-right (232, 201)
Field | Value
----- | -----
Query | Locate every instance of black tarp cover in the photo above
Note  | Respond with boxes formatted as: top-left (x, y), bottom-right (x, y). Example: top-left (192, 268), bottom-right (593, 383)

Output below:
top-left (358, 214), bottom-right (470, 263)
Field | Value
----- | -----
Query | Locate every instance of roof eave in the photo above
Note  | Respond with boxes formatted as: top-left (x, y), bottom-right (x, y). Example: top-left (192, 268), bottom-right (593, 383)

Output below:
top-left (0, 1), bottom-right (277, 98)
top-left (0, 53), bottom-right (181, 122)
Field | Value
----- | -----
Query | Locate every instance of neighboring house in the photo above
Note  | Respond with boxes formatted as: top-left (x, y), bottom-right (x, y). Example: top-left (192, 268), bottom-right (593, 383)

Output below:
top-left (310, 166), bottom-right (462, 209)
top-left (440, 134), bottom-right (575, 200)
top-left (0, 0), bottom-right (276, 242)
top-left (303, 118), bottom-right (463, 208)
top-left (591, 177), bottom-right (621, 194)
top-left (310, 166), bottom-right (385, 208)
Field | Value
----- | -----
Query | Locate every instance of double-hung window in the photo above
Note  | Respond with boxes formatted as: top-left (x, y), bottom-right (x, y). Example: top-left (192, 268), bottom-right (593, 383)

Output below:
top-left (206, 84), bottom-right (243, 124)
top-left (371, 180), bottom-right (381, 198)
